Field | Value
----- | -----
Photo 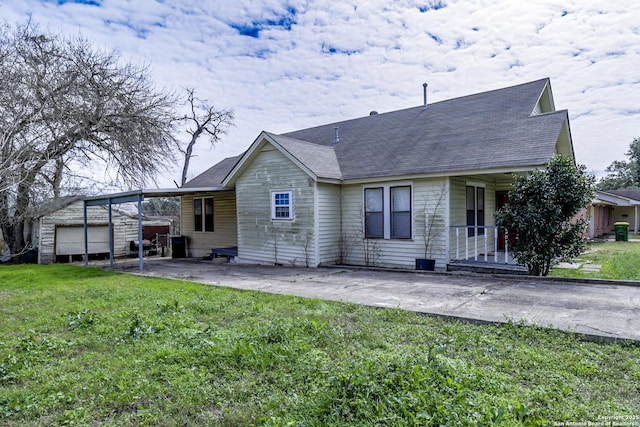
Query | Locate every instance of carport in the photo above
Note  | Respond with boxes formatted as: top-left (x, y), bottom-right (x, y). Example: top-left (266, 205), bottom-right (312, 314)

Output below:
top-left (83, 186), bottom-right (225, 272)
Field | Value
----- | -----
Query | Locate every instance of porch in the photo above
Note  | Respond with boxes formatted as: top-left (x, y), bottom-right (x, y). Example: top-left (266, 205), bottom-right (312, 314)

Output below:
top-left (447, 225), bottom-right (527, 274)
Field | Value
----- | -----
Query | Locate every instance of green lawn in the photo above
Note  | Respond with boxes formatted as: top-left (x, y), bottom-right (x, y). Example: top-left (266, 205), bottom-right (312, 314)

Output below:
top-left (551, 240), bottom-right (640, 280)
top-left (1, 265), bottom-right (639, 426)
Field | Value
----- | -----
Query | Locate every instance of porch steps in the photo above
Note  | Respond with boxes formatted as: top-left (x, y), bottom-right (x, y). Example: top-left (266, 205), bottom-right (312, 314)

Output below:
top-left (447, 260), bottom-right (528, 275)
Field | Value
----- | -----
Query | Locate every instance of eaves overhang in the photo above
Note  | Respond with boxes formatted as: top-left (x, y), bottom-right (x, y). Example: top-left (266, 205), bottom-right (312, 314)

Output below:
top-left (84, 187), bottom-right (230, 206)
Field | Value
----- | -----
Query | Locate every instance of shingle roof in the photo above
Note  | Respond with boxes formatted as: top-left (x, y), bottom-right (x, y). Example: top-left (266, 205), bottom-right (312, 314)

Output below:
top-left (182, 154), bottom-right (243, 188)
top-left (197, 78), bottom-right (570, 187)
top-left (283, 78), bottom-right (567, 180)
top-left (604, 190), bottom-right (640, 202)
top-left (266, 132), bottom-right (343, 180)
top-left (33, 195), bottom-right (85, 217)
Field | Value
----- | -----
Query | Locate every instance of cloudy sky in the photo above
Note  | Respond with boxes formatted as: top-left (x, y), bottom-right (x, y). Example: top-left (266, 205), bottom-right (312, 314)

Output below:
top-left (2, 0), bottom-right (639, 188)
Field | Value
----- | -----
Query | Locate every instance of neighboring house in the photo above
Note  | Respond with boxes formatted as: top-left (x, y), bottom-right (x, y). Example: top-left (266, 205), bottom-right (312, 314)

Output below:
top-left (28, 196), bottom-right (169, 264)
top-left (587, 190), bottom-right (640, 238)
top-left (181, 78), bottom-right (574, 270)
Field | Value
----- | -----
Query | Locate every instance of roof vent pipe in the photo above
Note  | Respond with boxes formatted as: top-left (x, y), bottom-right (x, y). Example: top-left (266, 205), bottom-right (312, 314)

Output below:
top-left (423, 82), bottom-right (428, 108)
top-left (333, 126), bottom-right (339, 144)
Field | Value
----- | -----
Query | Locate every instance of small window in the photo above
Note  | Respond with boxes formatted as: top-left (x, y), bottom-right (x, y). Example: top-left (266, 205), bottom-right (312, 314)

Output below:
top-left (391, 186), bottom-right (411, 239)
top-left (194, 197), bottom-right (214, 232)
top-left (364, 187), bottom-right (384, 238)
top-left (272, 191), bottom-right (293, 220)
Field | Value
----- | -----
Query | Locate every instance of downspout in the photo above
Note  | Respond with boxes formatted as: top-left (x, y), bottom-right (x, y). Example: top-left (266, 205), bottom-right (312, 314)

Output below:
top-left (444, 177), bottom-right (451, 268)
top-left (339, 185), bottom-right (344, 265)
top-left (314, 180), bottom-right (320, 267)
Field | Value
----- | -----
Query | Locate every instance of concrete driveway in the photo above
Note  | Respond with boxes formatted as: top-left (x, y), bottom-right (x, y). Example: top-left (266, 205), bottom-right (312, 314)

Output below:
top-left (114, 258), bottom-right (640, 343)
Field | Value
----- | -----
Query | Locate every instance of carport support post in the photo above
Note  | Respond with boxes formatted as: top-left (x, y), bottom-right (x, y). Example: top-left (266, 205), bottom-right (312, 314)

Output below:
top-left (108, 198), bottom-right (114, 269)
top-left (137, 195), bottom-right (143, 272)
top-left (83, 202), bottom-right (89, 266)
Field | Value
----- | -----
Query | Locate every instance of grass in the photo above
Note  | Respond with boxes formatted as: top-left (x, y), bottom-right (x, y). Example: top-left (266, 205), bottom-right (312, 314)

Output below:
top-left (1, 264), bottom-right (639, 426)
top-left (551, 240), bottom-right (640, 280)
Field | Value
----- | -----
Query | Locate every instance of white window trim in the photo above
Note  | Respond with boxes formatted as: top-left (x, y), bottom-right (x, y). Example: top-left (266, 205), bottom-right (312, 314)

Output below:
top-left (465, 182), bottom-right (485, 236)
top-left (362, 181), bottom-right (413, 240)
top-left (193, 196), bottom-right (214, 233)
top-left (271, 190), bottom-right (293, 220)
top-left (465, 180), bottom-right (486, 189)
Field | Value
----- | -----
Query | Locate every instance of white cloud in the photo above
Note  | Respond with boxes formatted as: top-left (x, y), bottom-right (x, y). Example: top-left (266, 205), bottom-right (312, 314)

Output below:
top-left (1, 0), bottom-right (639, 184)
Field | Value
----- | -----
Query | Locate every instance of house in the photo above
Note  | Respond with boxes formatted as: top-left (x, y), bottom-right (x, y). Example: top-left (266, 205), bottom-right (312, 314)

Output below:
top-left (28, 196), bottom-right (170, 264)
top-left (180, 78), bottom-right (574, 270)
top-left (587, 190), bottom-right (640, 238)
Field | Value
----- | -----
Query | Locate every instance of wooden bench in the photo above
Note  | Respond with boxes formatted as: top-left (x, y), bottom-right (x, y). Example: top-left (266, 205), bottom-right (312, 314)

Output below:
top-left (210, 247), bottom-right (238, 261)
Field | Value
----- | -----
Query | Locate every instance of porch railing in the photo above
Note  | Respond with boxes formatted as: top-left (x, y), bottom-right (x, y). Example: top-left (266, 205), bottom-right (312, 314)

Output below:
top-left (450, 226), bottom-right (510, 264)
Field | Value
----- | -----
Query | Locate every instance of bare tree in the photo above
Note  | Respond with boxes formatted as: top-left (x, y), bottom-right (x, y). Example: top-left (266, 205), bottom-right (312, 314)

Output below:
top-left (178, 88), bottom-right (233, 186)
top-left (0, 21), bottom-right (178, 257)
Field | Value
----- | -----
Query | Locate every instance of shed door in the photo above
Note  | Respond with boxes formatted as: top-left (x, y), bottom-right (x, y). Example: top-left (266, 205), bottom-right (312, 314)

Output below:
top-left (55, 226), bottom-right (110, 255)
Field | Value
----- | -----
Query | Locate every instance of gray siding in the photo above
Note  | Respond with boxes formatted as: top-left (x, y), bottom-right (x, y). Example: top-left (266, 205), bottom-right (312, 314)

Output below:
top-left (317, 183), bottom-right (342, 264)
top-left (235, 147), bottom-right (316, 266)
top-left (339, 178), bottom-right (449, 269)
top-left (181, 191), bottom-right (237, 258)
top-left (414, 178), bottom-right (449, 267)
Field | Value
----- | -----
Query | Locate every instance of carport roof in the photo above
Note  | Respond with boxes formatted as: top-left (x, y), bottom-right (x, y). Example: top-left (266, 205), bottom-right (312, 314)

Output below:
top-left (83, 186), bottom-right (230, 206)
top-left (83, 187), bottom-right (227, 273)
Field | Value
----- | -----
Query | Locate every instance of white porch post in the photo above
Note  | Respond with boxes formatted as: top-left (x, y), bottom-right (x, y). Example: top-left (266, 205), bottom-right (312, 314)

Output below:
top-left (504, 232), bottom-right (509, 264)
top-left (474, 227), bottom-right (478, 261)
top-left (137, 195), bottom-right (144, 273)
top-left (483, 229), bottom-right (487, 262)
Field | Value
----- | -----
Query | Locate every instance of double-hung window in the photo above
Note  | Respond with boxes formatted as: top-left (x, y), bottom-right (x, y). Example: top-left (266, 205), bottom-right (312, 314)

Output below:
top-left (364, 188), bottom-right (384, 238)
top-left (466, 186), bottom-right (485, 237)
top-left (194, 197), bottom-right (214, 232)
top-left (364, 184), bottom-right (412, 239)
top-left (272, 191), bottom-right (293, 220)
top-left (391, 186), bottom-right (411, 239)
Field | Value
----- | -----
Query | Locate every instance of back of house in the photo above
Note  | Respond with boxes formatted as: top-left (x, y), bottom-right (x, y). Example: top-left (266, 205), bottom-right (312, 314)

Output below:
top-left (181, 78), bottom-right (574, 270)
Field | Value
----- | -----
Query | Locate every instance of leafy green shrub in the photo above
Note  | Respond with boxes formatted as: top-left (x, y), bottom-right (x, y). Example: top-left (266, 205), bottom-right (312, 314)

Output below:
top-left (496, 155), bottom-right (594, 276)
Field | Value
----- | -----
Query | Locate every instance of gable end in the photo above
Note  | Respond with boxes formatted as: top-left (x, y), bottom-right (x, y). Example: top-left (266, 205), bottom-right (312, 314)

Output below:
top-left (531, 80), bottom-right (556, 116)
